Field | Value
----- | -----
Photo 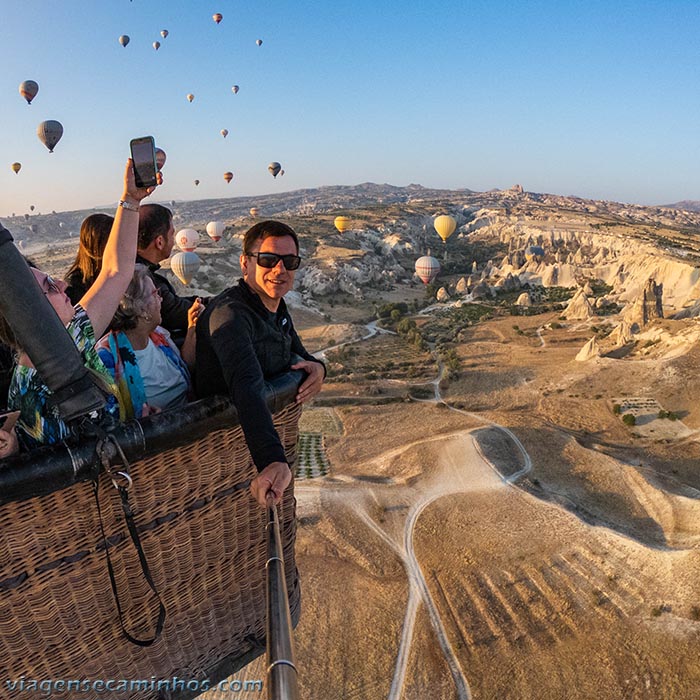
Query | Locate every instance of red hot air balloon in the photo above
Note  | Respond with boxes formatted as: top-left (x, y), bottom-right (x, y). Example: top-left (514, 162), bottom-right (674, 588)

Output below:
top-left (19, 80), bottom-right (39, 105)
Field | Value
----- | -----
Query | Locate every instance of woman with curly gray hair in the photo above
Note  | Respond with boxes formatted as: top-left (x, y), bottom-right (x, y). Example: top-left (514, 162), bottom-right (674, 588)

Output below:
top-left (96, 264), bottom-right (203, 418)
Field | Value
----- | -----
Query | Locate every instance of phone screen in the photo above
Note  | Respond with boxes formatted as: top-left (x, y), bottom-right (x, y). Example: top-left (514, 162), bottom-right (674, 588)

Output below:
top-left (130, 137), bottom-right (157, 189)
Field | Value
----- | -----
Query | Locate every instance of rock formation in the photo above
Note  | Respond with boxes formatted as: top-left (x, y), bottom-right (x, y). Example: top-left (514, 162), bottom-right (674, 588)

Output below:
top-left (515, 292), bottom-right (531, 306)
top-left (626, 278), bottom-right (663, 327)
top-left (436, 287), bottom-right (450, 302)
top-left (563, 288), bottom-right (595, 320)
top-left (608, 320), bottom-right (633, 346)
top-left (575, 337), bottom-right (600, 361)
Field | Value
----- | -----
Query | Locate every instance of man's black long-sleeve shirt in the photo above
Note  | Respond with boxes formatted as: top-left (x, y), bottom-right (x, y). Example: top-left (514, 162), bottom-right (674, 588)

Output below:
top-left (195, 279), bottom-right (323, 471)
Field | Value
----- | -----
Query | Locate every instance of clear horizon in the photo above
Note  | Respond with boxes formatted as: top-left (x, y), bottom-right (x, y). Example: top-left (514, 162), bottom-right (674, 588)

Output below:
top-left (3, 1), bottom-right (700, 217)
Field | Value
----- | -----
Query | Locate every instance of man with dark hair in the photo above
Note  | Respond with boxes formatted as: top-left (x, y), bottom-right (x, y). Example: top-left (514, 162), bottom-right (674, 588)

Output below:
top-left (137, 203), bottom-right (202, 345)
top-left (196, 220), bottom-right (325, 506)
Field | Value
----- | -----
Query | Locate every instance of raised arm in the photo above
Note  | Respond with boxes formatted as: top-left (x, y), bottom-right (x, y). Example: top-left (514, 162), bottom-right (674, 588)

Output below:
top-left (80, 159), bottom-right (160, 338)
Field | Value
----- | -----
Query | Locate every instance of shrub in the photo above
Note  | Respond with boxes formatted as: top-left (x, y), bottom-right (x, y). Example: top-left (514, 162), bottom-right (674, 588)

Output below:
top-left (612, 404), bottom-right (622, 415)
top-left (622, 413), bottom-right (636, 426)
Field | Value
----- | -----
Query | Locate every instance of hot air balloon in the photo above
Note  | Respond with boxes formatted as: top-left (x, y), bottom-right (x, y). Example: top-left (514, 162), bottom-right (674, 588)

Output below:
top-left (30, 205), bottom-right (35, 212)
top-left (433, 215), bottom-right (456, 243)
top-left (186, 93), bottom-right (195, 103)
top-left (249, 207), bottom-right (259, 218)
top-left (268, 162), bottom-right (281, 178)
top-left (170, 251), bottom-right (200, 285)
top-left (334, 216), bottom-right (351, 233)
top-left (11, 163), bottom-right (21, 175)
top-left (19, 80), bottom-right (39, 105)
top-left (161, 29), bottom-right (169, 38)
top-left (194, 179), bottom-right (200, 186)
top-left (24, 214), bottom-right (29, 221)
top-left (153, 41), bottom-right (161, 50)
top-left (256, 39), bottom-right (263, 46)
top-left (37, 120), bottom-right (64, 153)
top-left (223, 171), bottom-right (233, 184)
top-left (119, 35), bottom-right (130, 47)
top-left (206, 221), bottom-right (225, 242)
top-left (155, 148), bottom-right (167, 170)
top-left (231, 85), bottom-right (239, 94)
top-left (221, 129), bottom-right (229, 138)
top-left (524, 245), bottom-right (545, 262)
top-left (415, 256), bottom-right (441, 285)
top-left (213, 13), bottom-right (223, 24)
top-left (176, 228), bottom-right (200, 252)
top-left (59, 222), bottom-right (65, 228)
top-left (279, 169), bottom-right (285, 176)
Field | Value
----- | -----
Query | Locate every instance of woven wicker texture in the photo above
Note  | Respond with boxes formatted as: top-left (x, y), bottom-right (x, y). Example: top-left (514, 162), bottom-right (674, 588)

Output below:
top-left (0, 402), bottom-right (302, 700)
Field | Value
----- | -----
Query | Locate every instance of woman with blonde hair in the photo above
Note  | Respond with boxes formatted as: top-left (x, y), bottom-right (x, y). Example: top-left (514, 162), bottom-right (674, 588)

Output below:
top-left (96, 265), bottom-right (202, 418)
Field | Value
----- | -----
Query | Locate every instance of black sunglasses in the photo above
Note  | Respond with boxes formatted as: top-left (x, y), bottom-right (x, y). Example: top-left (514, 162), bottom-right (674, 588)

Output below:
top-left (247, 252), bottom-right (301, 271)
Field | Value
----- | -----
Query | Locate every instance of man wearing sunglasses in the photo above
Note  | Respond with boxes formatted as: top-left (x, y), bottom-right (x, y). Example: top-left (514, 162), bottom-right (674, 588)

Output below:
top-left (196, 220), bottom-right (325, 507)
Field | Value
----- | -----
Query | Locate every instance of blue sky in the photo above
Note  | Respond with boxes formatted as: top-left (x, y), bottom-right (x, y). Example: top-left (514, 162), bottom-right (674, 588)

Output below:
top-left (2, 0), bottom-right (700, 216)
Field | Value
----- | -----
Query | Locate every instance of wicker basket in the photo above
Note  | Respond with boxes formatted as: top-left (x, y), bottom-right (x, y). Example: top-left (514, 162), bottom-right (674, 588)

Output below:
top-left (0, 399), bottom-right (302, 700)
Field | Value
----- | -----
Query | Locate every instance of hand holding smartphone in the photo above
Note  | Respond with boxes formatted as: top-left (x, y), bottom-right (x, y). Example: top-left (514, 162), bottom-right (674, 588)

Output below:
top-left (130, 136), bottom-right (158, 189)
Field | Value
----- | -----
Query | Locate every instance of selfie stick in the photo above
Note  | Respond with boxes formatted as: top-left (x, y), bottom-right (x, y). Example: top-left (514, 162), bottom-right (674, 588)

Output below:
top-left (266, 494), bottom-right (299, 700)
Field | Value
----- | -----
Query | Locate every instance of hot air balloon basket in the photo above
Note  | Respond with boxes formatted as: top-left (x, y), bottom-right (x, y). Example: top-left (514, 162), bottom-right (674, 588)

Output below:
top-left (0, 401), bottom-right (301, 699)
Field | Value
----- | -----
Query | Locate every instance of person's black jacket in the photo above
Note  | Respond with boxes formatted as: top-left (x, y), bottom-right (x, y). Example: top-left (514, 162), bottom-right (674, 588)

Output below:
top-left (136, 254), bottom-right (201, 346)
top-left (195, 279), bottom-right (324, 471)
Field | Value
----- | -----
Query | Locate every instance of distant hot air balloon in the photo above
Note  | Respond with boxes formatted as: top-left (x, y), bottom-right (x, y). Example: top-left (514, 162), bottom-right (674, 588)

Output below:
top-left (171, 251), bottom-right (200, 285)
top-left (24, 214), bottom-right (29, 221)
top-left (59, 222), bottom-right (65, 228)
top-left (206, 221), bottom-right (225, 242)
top-left (268, 162), bottom-right (281, 178)
top-left (256, 39), bottom-right (263, 46)
top-left (186, 93), bottom-right (195, 103)
top-left (223, 171), bottom-right (233, 183)
top-left (415, 255), bottom-right (441, 285)
top-left (19, 80), bottom-right (39, 105)
top-left (279, 169), bottom-right (285, 177)
top-left (11, 163), bottom-right (21, 175)
top-left (524, 245), bottom-right (545, 262)
top-left (231, 85), bottom-right (239, 94)
top-left (155, 147), bottom-right (167, 170)
top-left (30, 205), bottom-right (35, 212)
top-left (29, 224), bottom-right (38, 234)
top-left (194, 179), bottom-right (200, 186)
top-left (221, 129), bottom-right (229, 138)
top-left (119, 35), bottom-right (130, 47)
top-left (37, 120), bottom-right (64, 153)
top-left (176, 228), bottom-right (200, 252)
top-left (249, 207), bottom-right (259, 218)
top-left (433, 215), bottom-right (457, 243)
top-left (161, 29), bottom-right (169, 38)
top-left (213, 13), bottom-right (223, 24)
top-left (153, 41), bottom-right (161, 50)
top-left (334, 216), bottom-right (351, 233)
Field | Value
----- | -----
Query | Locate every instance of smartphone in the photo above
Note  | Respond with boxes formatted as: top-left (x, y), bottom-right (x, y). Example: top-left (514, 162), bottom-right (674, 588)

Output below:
top-left (130, 136), bottom-right (158, 189)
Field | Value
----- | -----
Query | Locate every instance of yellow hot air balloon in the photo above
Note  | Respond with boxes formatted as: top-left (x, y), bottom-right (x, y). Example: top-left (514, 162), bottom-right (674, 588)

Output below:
top-left (11, 162), bottom-right (21, 175)
top-left (249, 207), bottom-right (259, 218)
top-left (433, 215), bottom-right (456, 243)
top-left (223, 171), bottom-right (233, 184)
top-left (334, 216), bottom-right (351, 233)
top-left (186, 93), bottom-right (195, 103)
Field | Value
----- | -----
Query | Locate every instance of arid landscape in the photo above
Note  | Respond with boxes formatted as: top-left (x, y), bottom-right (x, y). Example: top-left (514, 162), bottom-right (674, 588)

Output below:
top-left (18, 183), bottom-right (700, 699)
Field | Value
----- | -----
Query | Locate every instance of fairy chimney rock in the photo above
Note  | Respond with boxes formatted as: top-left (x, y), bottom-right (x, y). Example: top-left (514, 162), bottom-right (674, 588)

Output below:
top-left (563, 288), bottom-right (595, 320)
top-left (575, 336), bottom-right (600, 362)
top-left (627, 278), bottom-right (664, 327)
